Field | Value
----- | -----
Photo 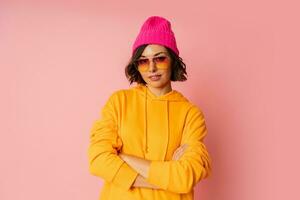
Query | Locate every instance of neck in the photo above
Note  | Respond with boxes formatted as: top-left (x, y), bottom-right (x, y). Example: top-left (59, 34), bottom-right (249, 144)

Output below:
top-left (146, 82), bottom-right (172, 97)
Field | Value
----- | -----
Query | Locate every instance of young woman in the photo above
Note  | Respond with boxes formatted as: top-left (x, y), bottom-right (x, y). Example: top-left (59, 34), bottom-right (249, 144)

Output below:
top-left (88, 16), bottom-right (212, 200)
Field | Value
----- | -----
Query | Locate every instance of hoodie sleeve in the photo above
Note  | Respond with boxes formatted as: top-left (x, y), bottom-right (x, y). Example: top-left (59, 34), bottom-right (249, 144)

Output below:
top-left (145, 105), bottom-right (212, 194)
top-left (87, 92), bottom-right (138, 190)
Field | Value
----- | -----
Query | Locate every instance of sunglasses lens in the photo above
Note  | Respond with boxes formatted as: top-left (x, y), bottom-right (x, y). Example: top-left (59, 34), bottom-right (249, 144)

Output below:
top-left (155, 56), bottom-right (169, 69)
top-left (135, 56), bottom-right (170, 72)
top-left (136, 59), bottom-right (149, 72)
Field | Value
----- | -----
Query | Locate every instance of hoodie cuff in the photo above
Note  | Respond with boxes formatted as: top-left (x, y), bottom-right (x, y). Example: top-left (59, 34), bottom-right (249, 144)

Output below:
top-left (146, 160), bottom-right (169, 190)
top-left (112, 162), bottom-right (139, 190)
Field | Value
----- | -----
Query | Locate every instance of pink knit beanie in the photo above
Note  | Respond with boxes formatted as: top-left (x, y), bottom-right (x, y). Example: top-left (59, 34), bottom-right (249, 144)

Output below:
top-left (132, 16), bottom-right (179, 56)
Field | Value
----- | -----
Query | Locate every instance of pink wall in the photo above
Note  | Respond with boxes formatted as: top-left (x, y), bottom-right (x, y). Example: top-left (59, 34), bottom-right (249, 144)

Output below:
top-left (1, 1), bottom-right (299, 200)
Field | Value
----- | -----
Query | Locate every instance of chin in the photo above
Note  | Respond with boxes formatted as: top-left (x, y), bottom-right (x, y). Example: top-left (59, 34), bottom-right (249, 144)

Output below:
top-left (147, 80), bottom-right (169, 88)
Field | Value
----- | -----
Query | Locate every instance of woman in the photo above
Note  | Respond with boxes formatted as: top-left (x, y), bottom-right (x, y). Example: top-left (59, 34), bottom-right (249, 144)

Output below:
top-left (88, 16), bottom-right (212, 200)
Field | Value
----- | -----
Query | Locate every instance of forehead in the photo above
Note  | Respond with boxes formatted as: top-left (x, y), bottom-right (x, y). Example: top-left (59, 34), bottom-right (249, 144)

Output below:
top-left (141, 44), bottom-right (168, 57)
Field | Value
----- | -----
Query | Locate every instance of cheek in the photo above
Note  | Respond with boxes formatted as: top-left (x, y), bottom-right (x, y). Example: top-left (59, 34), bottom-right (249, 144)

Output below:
top-left (140, 72), bottom-right (148, 81)
top-left (162, 68), bottom-right (172, 78)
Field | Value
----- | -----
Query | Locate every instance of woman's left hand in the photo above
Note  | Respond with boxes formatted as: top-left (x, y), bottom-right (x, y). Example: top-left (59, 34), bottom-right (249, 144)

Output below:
top-left (119, 152), bottom-right (128, 162)
top-left (172, 144), bottom-right (188, 160)
top-left (118, 152), bottom-right (150, 178)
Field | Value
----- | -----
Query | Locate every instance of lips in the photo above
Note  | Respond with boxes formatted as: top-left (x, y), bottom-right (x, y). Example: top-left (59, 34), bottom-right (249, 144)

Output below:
top-left (149, 74), bottom-right (161, 81)
top-left (148, 74), bottom-right (161, 78)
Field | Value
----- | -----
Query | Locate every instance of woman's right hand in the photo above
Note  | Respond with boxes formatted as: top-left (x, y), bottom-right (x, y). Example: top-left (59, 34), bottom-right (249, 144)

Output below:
top-left (133, 174), bottom-right (161, 189)
top-left (172, 144), bottom-right (188, 160)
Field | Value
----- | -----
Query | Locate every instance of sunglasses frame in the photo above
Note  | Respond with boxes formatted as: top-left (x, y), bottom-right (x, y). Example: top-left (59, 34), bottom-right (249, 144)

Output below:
top-left (134, 54), bottom-right (171, 72)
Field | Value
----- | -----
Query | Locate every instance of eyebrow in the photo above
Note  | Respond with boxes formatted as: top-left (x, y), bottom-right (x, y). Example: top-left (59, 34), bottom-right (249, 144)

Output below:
top-left (140, 52), bottom-right (167, 57)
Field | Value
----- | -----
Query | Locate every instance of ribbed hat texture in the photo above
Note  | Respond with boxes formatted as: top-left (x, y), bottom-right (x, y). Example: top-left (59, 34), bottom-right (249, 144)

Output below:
top-left (132, 16), bottom-right (179, 56)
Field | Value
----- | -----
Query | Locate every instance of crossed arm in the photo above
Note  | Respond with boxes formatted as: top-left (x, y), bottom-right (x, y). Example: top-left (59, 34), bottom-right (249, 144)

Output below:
top-left (118, 144), bottom-right (188, 189)
top-left (88, 96), bottom-right (211, 193)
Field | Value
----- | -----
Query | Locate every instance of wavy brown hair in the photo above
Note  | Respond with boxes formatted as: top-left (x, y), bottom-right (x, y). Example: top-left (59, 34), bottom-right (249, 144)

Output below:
top-left (125, 44), bottom-right (187, 85)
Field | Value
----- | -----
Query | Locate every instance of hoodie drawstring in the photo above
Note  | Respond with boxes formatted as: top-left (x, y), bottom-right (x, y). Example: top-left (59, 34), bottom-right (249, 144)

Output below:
top-left (144, 88), bottom-right (148, 155)
top-left (143, 85), bottom-right (170, 160)
top-left (164, 100), bottom-right (170, 160)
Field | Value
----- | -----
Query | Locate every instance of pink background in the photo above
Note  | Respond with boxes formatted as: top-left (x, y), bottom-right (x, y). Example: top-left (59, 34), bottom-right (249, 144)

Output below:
top-left (1, 1), bottom-right (300, 200)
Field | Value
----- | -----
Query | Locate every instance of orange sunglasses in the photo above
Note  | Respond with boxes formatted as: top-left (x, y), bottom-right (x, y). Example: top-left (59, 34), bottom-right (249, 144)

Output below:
top-left (134, 55), bottom-right (171, 72)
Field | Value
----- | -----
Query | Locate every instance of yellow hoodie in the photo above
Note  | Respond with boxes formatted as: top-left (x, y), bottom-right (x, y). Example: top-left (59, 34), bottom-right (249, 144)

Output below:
top-left (88, 84), bottom-right (212, 200)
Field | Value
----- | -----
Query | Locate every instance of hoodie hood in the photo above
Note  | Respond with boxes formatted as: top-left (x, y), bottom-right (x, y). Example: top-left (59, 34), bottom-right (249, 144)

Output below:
top-left (133, 83), bottom-right (188, 102)
top-left (132, 84), bottom-right (189, 159)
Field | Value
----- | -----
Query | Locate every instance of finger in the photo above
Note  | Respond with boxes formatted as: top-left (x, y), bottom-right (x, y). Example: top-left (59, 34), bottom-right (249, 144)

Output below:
top-left (182, 143), bottom-right (188, 149)
top-left (172, 146), bottom-right (181, 157)
top-left (177, 146), bottom-right (187, 158)
top-left (175, 148), bottom-right (184, 159)
top-left (180, 144), bottom-right (188, 153)
top-left (172, 149), bottom-right (180, 160)
top-left (177, 149), bottom-right (184, 158)
top-left (172, 144), bottom-right (187, 160)
top-left (174, 151), bottom-right (181, 160)
top-left (172, 149), bottom-right (181, 160)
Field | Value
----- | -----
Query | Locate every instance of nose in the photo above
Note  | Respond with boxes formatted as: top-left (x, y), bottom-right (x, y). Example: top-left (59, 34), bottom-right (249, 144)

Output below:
top-left (148, 59), bottom-right (157, 72)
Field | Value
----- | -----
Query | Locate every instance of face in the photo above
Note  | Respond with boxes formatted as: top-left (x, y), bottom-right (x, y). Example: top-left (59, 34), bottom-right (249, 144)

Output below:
top-left (135, 44), bottom-right (172, 89)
